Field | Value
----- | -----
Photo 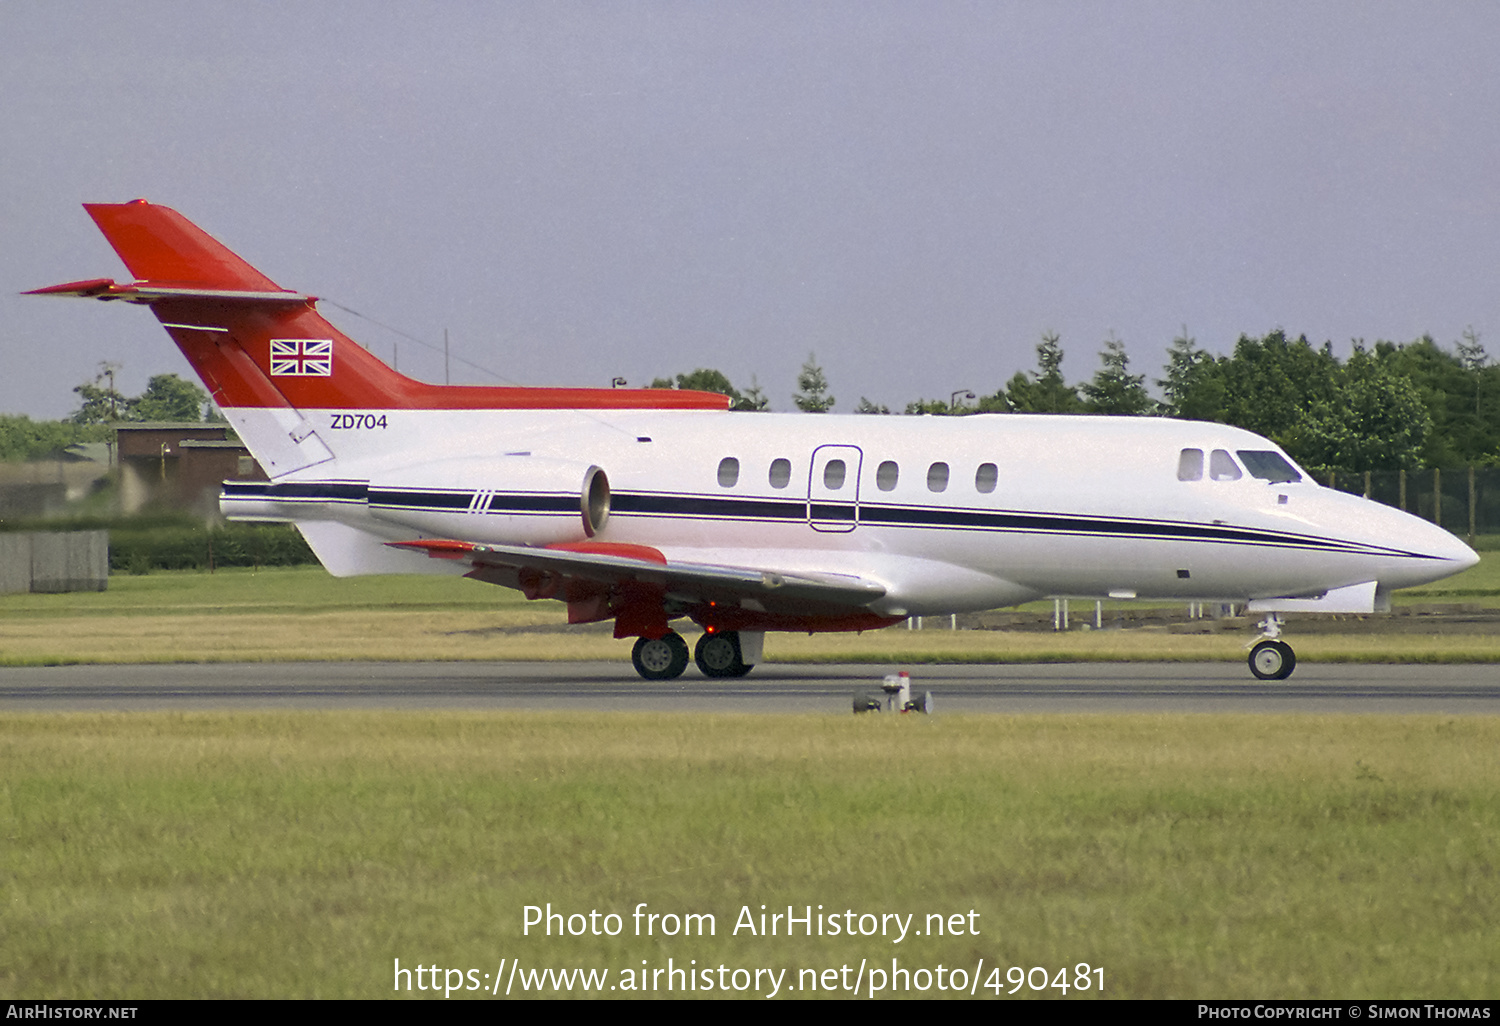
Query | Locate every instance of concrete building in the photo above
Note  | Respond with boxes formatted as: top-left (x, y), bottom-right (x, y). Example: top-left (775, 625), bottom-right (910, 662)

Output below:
top-left (115, 422), bottom-right (266, 517)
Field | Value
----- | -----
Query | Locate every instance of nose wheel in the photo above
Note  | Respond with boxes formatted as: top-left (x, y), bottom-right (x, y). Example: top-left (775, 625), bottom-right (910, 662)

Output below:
top-left (1247, 614), bottom-right (1296, 680)
top-left (1248, 639), bottom-right (1296, 680)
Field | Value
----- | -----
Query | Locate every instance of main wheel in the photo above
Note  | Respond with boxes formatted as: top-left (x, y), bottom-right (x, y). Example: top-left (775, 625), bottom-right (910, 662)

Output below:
top-left (1248, 639), bottom-right (1296, 681)
top-left (632, 631), bottom-right (689, 680)
top-left (694, 631), bottom-right (751, 678)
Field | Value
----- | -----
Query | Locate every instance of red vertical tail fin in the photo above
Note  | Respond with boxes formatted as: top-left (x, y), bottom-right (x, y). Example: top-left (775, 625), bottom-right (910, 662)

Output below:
top-left (83, 199), bottom-right (282, 290)
top-left (70, 200), bottom-right (417, 416)
top-left (28, 201), bottom-right (732, 417)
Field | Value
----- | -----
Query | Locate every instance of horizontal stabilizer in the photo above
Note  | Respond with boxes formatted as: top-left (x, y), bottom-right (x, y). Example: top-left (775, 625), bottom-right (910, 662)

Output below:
top-left (24, 278), bottom-right (311, 304)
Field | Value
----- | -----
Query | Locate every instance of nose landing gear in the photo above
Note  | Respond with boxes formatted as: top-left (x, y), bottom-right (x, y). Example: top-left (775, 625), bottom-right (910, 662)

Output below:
top-left (1247, 614), bottom-right (1297, 680)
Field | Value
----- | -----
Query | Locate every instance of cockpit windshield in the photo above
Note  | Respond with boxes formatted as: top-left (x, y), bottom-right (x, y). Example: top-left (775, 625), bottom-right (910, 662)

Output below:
top-left (1236, 450), bottom-right (1303, 483)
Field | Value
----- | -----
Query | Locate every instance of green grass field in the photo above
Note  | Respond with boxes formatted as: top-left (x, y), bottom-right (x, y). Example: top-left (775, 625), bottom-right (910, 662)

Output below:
top-left (1, 553), bottom-right (1497, 665)
top-left (1396, 544), bottom-right (1500, 598)
top-left (4, 563), bottom-right (1496, 999)
top-left (2, 712), bottom-right (1495, 999)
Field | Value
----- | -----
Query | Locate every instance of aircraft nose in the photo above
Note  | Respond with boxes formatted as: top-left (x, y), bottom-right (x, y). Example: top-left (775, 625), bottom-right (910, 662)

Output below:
top-left (1447, 535), bottom-right (1481, 573)
top-left (1403, 514), bottom-right (1479, 584)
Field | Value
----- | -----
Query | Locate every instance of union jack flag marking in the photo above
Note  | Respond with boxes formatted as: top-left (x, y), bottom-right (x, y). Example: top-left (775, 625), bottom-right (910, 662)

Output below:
top-left (270, 339), bottom-right (333, 376)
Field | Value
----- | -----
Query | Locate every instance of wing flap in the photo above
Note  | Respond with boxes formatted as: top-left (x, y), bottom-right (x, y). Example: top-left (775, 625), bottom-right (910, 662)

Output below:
top-left (387, 538), bottom-right (887, 610)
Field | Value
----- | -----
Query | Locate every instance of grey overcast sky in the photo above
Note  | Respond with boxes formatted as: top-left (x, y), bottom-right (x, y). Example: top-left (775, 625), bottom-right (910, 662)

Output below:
top-left (3, 1), bottom-right (1498, 418)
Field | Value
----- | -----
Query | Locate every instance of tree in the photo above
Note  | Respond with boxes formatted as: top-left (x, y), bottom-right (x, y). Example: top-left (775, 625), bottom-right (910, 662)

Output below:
top-left (1455, 326), bottom-right (1488, 420)
top-left (793, 353), bottom-right (835, 412)
top-left (737, 376), bottom-right (771, 412)
top-left (132, 373), bottom-right (211, 421)
top-left (71, 368), bottom-right (211, 424)
top-left (0, 415), bottom-right (110, 461)
top-left (1004, 332), bottom-right (1081, 413)
top-left (71, 362), bottom-right (128, 424)
top-left (648, 366), bottom-right (774, 411)
top-left (648, 367), bottom-right (766, 410)
top-left (973, 389), bottom-right (1012, 413)
top-left (71, 381), bottom-right (129, 425)
top-left (1158, 327), bottom-right (1226, 421)
top-left (1216, 330), bottom-right (1341, 445)
top-left (1080, 334), bottom-right (1156, 415)
top-left (855, 397), bottom-right (891, 414)
top-left (649, 367), bottom-right (741, 401)
top-left (1456, 326), bottom-right (1487, 374)
top-left (899, 391), bottom-right (1000, 415)
top-left (1179, 329), bottom-right (1500, 469)
top-left (1367, 334), bottom-right (1498, 466)
top-left (1291, 363), bottom-right (1431, 471)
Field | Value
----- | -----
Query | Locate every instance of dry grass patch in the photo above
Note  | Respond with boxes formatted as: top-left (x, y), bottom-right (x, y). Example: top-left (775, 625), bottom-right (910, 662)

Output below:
top-left (11, 613), bottom-right (1500, 666)
top-left (0, 610), bottom-right (615, 664)
top-left (3, 564), bottom-right (1498, 665)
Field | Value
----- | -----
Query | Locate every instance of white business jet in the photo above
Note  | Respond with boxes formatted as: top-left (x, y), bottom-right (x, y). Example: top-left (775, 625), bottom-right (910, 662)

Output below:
top-left (29, 201), bottom-right (1479, 681)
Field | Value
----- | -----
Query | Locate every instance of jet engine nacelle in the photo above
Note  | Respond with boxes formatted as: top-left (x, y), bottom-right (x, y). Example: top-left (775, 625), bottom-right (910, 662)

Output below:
top-left (367, 455), bottom-right (610, 546)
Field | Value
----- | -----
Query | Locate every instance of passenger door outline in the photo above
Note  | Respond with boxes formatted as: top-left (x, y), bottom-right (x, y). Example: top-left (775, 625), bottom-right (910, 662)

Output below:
top-left (807, 444), bottom-right (863, 533)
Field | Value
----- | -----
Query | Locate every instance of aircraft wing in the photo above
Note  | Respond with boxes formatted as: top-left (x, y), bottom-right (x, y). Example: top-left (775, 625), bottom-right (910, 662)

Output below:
top-left (387, 538), bottom-right (887, 613)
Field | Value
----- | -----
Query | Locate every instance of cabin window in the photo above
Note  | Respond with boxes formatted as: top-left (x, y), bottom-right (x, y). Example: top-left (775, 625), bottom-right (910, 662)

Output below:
top-left (876, 460), bottom-right (899, 491)
top-left (1178, 449), bottom-right (1204, 481)
top-left (975, 462), bottom-right (998, 493)
top-left (768, 458), bottom-right (791, 489)
top-left (824, 459), bottom-right (847, 489)
top-left (927, 461), bottom-right (950, 492)
top-left (1237, 450), bottom-right (1302, 483)
top-left (1209, 449), bottom-right (1242, 481)
top-left (717, 457), bottom-right (740, 488)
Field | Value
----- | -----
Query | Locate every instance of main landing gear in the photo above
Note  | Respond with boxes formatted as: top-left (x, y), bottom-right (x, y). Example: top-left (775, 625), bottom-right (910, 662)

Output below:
top-left (693, 631), bottom-right (753, 678)
top-left (631, 632), bottom-right (689, 680)
top-left (1247, 614), bottom-right (1297, 681)
top-left (630, 630), bottom-right (755, 680)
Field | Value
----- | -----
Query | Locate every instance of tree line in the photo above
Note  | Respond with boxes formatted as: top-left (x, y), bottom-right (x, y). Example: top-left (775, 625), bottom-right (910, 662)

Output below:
top-left (651, 329), bottom-right (1498, 474)
top-left (0, 369), bottom-right (216, 462)
top-left (5, 334), bottom-right (1494, 475)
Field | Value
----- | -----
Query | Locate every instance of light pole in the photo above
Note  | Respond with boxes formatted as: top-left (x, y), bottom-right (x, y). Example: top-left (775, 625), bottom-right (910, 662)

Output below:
top-left (951, 389), bottom-right (975, 412)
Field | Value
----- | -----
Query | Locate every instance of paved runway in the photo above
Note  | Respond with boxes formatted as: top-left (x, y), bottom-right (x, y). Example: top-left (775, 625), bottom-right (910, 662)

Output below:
top-left (1, 661), bottom-right (1497, 713)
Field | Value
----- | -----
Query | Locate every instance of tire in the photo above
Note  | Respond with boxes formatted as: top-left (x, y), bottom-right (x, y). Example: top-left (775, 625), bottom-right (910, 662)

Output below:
top-left (694, 631), bottom-right (749, 678)
top-left (1272, 641), bottom-right (1296, 679)
top-left (1248, 639), bottom-right (1296, 681)
top-left (632, 631), bottom-right (689, 680)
